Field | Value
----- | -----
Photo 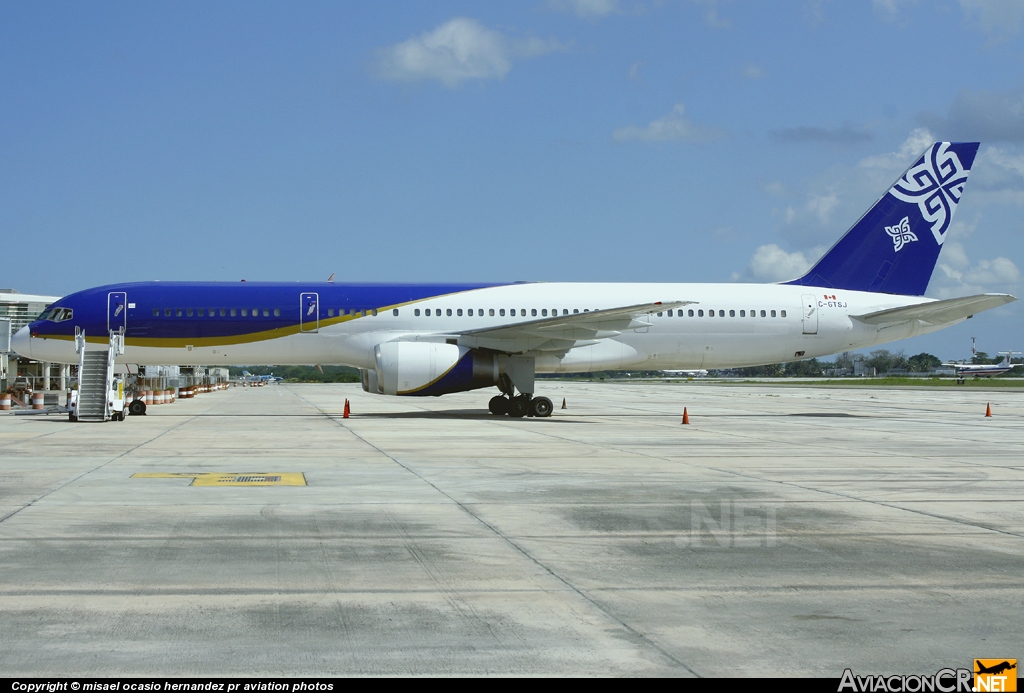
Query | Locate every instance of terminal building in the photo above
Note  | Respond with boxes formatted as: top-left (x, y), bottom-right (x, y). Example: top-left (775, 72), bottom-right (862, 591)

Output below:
top-left (1, 289), bottom-right (62, 393)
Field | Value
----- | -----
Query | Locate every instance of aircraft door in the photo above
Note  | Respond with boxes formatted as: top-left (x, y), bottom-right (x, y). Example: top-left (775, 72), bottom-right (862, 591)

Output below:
top-left (300, 293), bottom-right (319, 333)
top-left (801, 294), bottom-right (818, 335)
top-left (108, 292), bottom-right (127, 334)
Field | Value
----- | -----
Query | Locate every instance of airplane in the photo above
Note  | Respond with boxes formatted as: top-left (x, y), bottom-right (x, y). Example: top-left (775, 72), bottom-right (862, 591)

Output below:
top-left (943, 339), bottom-right (1020, 379)
top-left (240, 370), bottom-right (284, 383)
top-left (662, 369), bottom-right (709, 378)
top-left (11, 141), bottom-right (1018, 418)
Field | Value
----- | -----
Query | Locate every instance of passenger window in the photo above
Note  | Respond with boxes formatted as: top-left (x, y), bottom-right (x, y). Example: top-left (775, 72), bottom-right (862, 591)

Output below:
top-left (263, 309), bottom-right (269, 317)
top-left (729, 310), bottom-right (735, 317)
top-left (698, 309), bottom-right (704, 317)
top-left (657, 312), bottom-right (663, 317)
top-left (198, 309), bottom-right (205, 317)
top-left (489, 309), bottom-right (495, 316)
top-left (425, 309), bottom-right (431, 316)
top-left (274, 308), bottom-right (280, 317)
top-left (542, 309), bottom-right (548, 316)
top-left (531, 309), bottom-right (537, 316)
top-left (468, 309), bottom-right (473, 316)
top-left (573, 309), bottom-right (579, 314)
top-left (447, 309), bottom-right (452, 316)
top-left (153, 309), bottom-right (159, 317)
top-left (415, 309), bottom-right (421, 316)
top-left (457, 309), bottom-right (463, 316)
top-left (393, 309), bottom-right (399, 316)
top-left (176, 309), bottom-right (183, 317)
top-left (252, 308), bottom-right (257, 316)
top-left (241, 309), bottom-right (248, 317)
top-left (771, 310), bottom-right (777, 317)
top-left (667, 310), bottom-right (673, 317)
top-left (230, 309), bottom-right (237, 317)
top-left (740, 310), bottom-right (745, 317)
top-left (760, 310), bottom-right (766, 317)
top-left (371, 309), bottom-right (378, 316)
top-left (719, 310), bottom-right (725, 317)
top-left (185, 309), bottom-right (192, 317)
top-left (781, 310), bottom-right (787, 318)
top-left (328, 309), bottom-right (334, 317)
top-left (688, 309), bottom-right (694, 317)
top-left (499, 309), bottom-right (506, 316)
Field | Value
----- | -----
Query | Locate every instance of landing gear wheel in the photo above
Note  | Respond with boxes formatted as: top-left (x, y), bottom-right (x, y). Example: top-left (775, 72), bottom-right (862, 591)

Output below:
top-left (507, 395), bottom-right (529, 418)
top-left (529, 396), bottom-right (553, 418)
top-left (488, 395), bottom-right (509, 415)
top-left (128, 399), bottom-right (147, 416)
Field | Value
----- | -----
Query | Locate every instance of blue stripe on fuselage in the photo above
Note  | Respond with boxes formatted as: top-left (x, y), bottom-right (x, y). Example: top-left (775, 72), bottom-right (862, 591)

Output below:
top-left (29, 281), bottom-right (510, 342)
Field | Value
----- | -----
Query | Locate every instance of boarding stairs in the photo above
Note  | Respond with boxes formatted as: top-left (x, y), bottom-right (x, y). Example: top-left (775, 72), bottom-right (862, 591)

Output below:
top-left (75, 328), bottom-right (124, 422)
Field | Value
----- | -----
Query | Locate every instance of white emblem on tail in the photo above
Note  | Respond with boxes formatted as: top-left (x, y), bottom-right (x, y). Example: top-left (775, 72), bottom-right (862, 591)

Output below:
top-left (889, 142), bottom-right (969, 245)
top-left (885, 216), bottom-right (917, 252)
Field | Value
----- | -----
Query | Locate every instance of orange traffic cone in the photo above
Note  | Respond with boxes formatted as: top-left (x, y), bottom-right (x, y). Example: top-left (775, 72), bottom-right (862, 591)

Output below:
top-left (985, 402), bottom-right (992, 417)
top-left (682, 407), bottom-right (690, 425)
top-left (561, 398), bottom-right (567, 409)
top-left (343, 398), bottom-right (350, 419)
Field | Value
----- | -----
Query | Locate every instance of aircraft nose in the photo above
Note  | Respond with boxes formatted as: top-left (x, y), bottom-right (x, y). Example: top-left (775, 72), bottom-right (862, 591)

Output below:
top-left (10, 326), bottom-right (32, 358)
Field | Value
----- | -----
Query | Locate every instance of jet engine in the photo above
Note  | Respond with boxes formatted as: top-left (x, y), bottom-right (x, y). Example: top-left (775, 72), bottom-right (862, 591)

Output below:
top-left (362, 342), bottom-right (499, 396)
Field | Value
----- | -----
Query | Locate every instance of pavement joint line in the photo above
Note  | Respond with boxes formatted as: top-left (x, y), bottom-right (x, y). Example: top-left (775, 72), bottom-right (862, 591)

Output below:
top-left (1, 580), bottom-right (1020, 597)
top-left (285, 386), bottom-right (702, 677)
top-left (0, 402), bottom-right (223, 526)
top-left (462, 404), bottom-right (1024, 541)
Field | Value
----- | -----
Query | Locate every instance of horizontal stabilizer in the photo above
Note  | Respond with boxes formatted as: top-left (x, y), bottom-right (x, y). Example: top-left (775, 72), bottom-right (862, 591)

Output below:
top-left (851, 293), bottom-right (1016, 326)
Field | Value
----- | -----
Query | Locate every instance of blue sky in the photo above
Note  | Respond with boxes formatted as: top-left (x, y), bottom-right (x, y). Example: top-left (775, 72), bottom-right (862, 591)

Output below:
top-left (3, 0), bottom-right (1023, 361)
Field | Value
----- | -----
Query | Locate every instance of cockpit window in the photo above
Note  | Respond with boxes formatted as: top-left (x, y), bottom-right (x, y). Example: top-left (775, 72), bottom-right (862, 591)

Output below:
top-left (40, 307), bottom-right (73, 322)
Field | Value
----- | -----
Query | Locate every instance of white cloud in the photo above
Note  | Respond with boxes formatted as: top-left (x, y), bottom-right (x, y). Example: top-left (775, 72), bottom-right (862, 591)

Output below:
top-left (731, 244), bottom-right (813, 282)
top-left (628, 60), bottom-right (644, 82)
top-left (740, 63), bottom-right (766, 80)
top-left (935, 253), bottom-right (1021, 297)
top-left (549, 0), bottom-right (621, 18)
top-left (612, 104), bottom-right (725, 143)
top-left (374, 18), bottom-right (565, 87)
top-left (858, 128), bottom-right (935, 175)
top-left (964, 145), bottom-right (1024, 206)
top-left (964, 257), bottom-right (1021, 285)
top-left (959, 0), bottom-right (1024, 43)
top-left (872, 0), bottom-right (918, 18)
top-left (691, 0), bottom-right (732, 28)
top-left (760, 181), bottom-right (788, 197)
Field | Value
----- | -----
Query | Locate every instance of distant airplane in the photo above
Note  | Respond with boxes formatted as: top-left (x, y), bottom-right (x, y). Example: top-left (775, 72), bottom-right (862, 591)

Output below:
top-left (943, 338), bottom-right (1020, 379)
top-left (241, 370), bottom-right (283, 383)
top-left (12, 141), bottom-right (1017, 417)
top-left (662, 369), bottom-right (709, 377)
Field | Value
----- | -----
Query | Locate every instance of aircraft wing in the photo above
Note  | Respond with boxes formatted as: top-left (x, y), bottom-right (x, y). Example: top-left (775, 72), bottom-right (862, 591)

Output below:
top-left (851, 293), bottom-right (1016, 326)
top-left (423, 301), bottom-right (693, 354)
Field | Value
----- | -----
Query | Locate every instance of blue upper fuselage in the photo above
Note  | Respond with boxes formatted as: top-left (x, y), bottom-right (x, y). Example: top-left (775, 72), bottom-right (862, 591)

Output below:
top-left (29, 280), bottom-right (506, 344)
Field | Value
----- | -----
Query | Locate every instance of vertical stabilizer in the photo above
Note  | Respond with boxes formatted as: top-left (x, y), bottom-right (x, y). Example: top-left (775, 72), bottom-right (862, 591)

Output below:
top-left (786, 142), bottom-right (979, 296)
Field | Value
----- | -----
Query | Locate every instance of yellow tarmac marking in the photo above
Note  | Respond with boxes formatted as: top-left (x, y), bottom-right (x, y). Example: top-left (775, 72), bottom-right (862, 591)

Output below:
top-left (131, 472), bottom-right (307, 486)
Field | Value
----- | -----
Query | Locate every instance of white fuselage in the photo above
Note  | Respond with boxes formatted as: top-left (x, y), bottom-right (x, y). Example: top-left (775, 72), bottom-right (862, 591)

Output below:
top-left (23, 282), bottom-right (942, 371)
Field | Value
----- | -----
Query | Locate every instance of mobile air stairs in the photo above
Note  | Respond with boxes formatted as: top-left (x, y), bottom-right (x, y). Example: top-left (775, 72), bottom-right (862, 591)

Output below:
top-left (70, 328), bottom-right (126, 422)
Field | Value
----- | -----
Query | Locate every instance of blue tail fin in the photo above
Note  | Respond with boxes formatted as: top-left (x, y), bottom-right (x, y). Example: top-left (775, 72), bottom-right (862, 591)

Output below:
top-left (785, 142), bottom-right (979, 296)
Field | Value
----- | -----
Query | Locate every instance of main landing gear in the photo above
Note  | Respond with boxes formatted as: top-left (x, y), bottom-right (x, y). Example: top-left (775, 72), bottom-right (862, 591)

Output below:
top-left (488, 394), bottom-right (554, 418)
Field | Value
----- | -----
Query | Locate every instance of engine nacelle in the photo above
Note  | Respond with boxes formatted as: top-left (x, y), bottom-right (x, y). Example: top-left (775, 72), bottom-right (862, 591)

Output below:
top-left (367, 342), bottom-right (499, 396)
